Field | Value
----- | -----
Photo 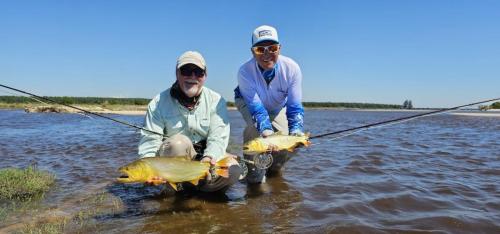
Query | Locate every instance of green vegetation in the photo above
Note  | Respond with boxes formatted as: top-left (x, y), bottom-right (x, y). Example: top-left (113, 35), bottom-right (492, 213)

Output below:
top-left (402, 100), bottom-right (413, 109)
top-left (491, 102), bottom-right (500, 109)
top-left (1, 96), bottom-right (403, 110)
top-left (16, 192), bottom-right (123, 234)
top-left (478, 102), bottom-right (500, 111)
top-left (0, 167), bottom-right (55, 225)
top-left (302, 102), bottom-right (401, 109)
top-left (0, 96), bottom-right (150, 106)
top-left (0, 167), bottom-right (55, 201)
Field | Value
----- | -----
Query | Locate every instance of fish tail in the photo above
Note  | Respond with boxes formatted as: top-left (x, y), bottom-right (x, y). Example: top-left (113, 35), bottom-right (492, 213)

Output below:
top-left (215, 168), bottom-right (229, 178)
top-left (189, 179), bottom-right (200, 186)
top-left (169, 182), bottom-right (178, 191)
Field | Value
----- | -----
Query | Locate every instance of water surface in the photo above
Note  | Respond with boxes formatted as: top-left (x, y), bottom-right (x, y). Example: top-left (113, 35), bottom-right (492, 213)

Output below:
top-left (0, 109), bottom-right (499, 233)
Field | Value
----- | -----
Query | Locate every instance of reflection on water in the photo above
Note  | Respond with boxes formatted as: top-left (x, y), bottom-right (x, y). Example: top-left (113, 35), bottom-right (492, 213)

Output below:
top-left (0, 109), bottom-right (499, 233)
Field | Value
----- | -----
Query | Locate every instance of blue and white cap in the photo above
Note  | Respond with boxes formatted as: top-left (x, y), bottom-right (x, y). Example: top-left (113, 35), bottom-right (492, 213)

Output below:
top-left (252, 25), bottom-right (279, 46)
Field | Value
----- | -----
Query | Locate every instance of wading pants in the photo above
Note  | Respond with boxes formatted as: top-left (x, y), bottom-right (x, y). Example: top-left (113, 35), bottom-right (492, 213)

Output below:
top-left (235, 98), bottom-right (290, 184)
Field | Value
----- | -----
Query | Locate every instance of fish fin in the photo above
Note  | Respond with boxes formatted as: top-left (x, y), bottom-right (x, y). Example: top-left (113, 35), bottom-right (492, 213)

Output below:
top-left (303, 140), bottom-right (311, 147)
top-left (287, 147), bottom-right (295, 152)
top-left (215, 168), bottom-right (229, 178)
top-left (189, 179), bottom-right (200, 186)
top-left (169, 182), bottom-right (178, 191)
top-left (215, 156), bottom-right (233, 167)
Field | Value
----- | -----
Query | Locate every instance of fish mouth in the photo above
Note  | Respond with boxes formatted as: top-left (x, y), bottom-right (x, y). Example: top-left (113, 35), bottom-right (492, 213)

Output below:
top-left (116, 173), bottom-right (131, 182)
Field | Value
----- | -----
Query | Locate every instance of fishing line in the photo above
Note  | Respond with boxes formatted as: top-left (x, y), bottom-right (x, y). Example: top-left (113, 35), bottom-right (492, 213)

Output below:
top-left (309, 97), bottom-right (500, 140)
top-left (1, 88), bottom-right (95, 119)
top-left (0, 84), bottom-right (171, 137)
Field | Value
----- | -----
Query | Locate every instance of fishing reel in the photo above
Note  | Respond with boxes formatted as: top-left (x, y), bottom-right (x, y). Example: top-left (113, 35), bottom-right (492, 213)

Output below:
top-left (237, 153), bottom-right (274, 180)
top-left (253, 153), bottom-right (273, 170)
top-left (208, 166), bottom-right (219, 181)
top-left (238, 160), bottom-right (248, 180)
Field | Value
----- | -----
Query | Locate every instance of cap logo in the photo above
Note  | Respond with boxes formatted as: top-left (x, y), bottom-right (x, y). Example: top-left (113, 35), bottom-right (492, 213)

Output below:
top-left (258, 30), bottom-right (273, 37)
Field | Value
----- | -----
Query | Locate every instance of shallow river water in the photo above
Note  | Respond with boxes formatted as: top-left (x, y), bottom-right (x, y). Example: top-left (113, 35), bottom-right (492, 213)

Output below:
top-left (0, 109), bottom-right (499, 233)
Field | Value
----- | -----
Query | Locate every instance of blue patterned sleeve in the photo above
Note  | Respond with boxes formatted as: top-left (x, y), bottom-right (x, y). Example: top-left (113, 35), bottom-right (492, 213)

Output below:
top-left (237, 73), bottom-right (273, 134)
top-left (286, 66), bottom-right (304, 134)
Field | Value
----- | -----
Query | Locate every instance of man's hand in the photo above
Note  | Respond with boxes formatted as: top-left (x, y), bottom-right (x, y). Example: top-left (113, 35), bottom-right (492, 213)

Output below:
top-left (261, 129), bottom-right (274, 138)
top-left (145, 176), bottom-right (166, 186)
top-left (201, 156), bottom-right (216, 182)
top-left (267, 144), bottom-right (280, 152)
top-left (201, 156), bottom-right (216, 165)
top-left (290, 131), bottom-right (305, 137)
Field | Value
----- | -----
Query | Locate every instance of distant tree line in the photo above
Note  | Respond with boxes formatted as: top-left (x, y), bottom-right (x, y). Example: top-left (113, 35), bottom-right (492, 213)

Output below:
top-left (479, 101), bottom-right (500, 110)
top-left (402, 100), bottom-right (413, 109)
top-left (0, 96), bottom-right (150, 105)
top-left (1, 96), bottom-right (403, 109)
top-left (301, 102), bottom-right (401, 109)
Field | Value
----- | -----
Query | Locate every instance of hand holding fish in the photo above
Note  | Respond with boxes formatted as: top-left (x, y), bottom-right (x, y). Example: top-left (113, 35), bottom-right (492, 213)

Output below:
top-left (201, 156), bottom-right (216, 165)
top-left (201, 156), bottom-right (216, 182)
top-left (145, 176), bottom-right (166, 186)
top-left (243, 133), bottom-right (311, 155)
top-left (267, 144), bottom-right (280, 152)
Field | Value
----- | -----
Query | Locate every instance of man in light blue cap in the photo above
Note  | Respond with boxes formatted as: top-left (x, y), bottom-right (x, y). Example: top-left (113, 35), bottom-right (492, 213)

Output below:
top-left (234, 25), bottom-right (305, 184)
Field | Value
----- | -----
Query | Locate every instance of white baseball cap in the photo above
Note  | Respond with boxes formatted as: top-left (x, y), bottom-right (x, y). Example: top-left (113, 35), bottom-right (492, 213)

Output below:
top-left (176, 51), bottom-right (206, 70)
top-left (252, 25), bottom-right (279, 46)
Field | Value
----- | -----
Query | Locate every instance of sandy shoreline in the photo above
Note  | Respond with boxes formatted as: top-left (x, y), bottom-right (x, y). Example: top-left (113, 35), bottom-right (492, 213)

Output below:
top-left (449, 112), bottom-right (500, 117)
top-left (2, 106), bottom-right (499, 117)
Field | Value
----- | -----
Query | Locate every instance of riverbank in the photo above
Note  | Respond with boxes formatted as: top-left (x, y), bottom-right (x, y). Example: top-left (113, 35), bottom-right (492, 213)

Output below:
top-left (450, 109), bottom-right (500, 117)
top-left (2, 103), bottom-right (499, 117)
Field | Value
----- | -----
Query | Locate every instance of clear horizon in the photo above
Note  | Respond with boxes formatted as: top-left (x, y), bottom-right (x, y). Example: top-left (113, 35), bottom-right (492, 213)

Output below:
top-left (1, 1), bottom-right (499, 108)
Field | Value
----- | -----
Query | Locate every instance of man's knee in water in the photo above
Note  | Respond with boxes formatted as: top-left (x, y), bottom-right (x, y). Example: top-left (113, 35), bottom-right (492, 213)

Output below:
top-left (156, 134), bottom-right (195, 159)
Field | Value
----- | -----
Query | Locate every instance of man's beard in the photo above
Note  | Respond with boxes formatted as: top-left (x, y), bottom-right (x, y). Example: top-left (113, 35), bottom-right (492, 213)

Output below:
top-left (181, 84), bottom-right (201, 97)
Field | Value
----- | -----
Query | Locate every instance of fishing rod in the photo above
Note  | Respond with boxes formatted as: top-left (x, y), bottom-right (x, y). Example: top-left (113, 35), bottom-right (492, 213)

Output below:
top-left (0, 83), bottom-right (164, 137)
top-left (309, 97), bottom-right (500, 140)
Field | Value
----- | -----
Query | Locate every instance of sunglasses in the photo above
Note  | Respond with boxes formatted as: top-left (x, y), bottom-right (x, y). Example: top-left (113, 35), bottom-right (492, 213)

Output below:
top-left (251, 44), bottom-right (280, 55)
top-left (179, 66), bottom-right (205, 77)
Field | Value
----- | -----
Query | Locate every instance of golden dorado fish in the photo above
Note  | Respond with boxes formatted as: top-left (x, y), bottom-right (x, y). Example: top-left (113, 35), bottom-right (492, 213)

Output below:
top-left (243, 133), bottom-right (311, 155)
top-left (117, 156), bottom-right (231, 190)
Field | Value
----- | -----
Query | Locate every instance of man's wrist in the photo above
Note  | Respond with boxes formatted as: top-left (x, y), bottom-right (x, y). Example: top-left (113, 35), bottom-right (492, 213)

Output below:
top-left (201, 155), bottom-right (213, 161)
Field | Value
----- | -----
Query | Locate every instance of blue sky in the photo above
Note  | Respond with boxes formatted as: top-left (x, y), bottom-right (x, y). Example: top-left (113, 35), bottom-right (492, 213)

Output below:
top-left (1, 0), bottom-right (499, 107)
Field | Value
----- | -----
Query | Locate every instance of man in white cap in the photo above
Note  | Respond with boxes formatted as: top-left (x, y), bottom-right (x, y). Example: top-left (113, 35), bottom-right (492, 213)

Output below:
top-left (138, 51), bottom-right (240, 192)
top-left (234, 25), bottom-right (305, 184)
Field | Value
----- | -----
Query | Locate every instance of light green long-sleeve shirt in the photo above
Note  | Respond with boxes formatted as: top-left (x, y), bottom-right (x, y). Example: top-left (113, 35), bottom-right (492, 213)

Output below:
top-left (138, 86), bottom-right (230, 161)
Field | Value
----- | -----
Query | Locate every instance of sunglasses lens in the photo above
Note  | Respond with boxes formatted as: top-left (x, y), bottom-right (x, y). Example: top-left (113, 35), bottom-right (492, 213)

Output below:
top-left (180, 66), bottom-right (205, 77)
top-left (194, 69), bottom-right (205, 77)
top-left (252, 46), bottom-right (265, 54)
top-left (268, 45), bottom-right (279, 53)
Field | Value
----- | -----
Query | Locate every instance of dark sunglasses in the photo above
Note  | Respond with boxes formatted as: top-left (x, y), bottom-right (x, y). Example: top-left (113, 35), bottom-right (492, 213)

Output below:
top-left (180, 66), bottom-right (205, 77)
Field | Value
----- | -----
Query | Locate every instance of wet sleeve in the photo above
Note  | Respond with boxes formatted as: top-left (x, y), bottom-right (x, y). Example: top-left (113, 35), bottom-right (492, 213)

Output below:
top-left (286, 65), bottom-right (304, 134)
top-left (204, 97), bottom-right (230, 161)
top-left (237, 70), bottom-right (273, 134)
top-left (138, 99), bottom-right (164, 158)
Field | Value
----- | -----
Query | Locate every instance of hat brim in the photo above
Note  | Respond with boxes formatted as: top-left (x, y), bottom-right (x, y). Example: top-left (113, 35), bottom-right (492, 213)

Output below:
top-left (252, 38), bottom-right (279, 47)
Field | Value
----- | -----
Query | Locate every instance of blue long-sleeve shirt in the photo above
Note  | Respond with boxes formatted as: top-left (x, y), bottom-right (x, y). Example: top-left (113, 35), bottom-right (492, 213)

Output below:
top-left (235, 55), bottom-right (304, 134)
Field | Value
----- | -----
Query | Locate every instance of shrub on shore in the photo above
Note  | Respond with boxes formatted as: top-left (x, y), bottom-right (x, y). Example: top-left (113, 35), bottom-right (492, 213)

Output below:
top-left (0, 167), bottom-right (55, 201)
